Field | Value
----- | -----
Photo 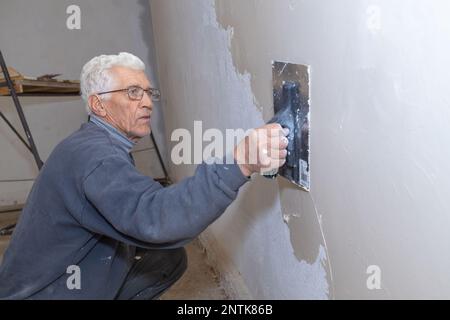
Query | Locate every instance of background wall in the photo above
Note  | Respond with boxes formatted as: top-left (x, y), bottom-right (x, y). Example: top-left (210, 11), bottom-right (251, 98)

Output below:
top-left (0, 0), bottom-right (166, 207)
top-left (150, 0), bottom-right (450, 299)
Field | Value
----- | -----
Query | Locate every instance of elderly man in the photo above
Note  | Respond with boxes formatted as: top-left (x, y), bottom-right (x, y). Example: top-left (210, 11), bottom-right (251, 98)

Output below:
top-left (0, 52), bottom-right (288, 299)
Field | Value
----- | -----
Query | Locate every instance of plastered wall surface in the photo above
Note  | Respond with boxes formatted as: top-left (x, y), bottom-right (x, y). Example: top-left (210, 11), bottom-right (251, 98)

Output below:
top-left (0, 0), bottom-right (166, 206)
top-left (150, 0), bottom-right (450, 299)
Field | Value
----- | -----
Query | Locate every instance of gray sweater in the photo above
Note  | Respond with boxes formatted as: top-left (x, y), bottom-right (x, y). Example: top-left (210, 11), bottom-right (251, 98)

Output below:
top-left (0, 120), bottom-right (249, 299)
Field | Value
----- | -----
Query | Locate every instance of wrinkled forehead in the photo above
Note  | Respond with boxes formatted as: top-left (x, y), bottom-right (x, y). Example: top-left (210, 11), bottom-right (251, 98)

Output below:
top-left (109, 66), bottom-right (151, 88)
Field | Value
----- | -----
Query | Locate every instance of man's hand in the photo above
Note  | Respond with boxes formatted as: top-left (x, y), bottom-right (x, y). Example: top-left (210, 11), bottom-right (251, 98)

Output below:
top-left (234, 123), bottom-right (289, 177)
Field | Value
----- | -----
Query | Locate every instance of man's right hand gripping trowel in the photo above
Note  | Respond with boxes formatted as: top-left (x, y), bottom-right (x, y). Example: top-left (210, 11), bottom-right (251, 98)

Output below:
top-left (263, 61), bottom-right (311, 192)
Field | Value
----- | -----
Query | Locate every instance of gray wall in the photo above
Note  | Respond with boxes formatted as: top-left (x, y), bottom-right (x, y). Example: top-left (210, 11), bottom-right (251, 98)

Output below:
top-left (0, 0), bottom-right (166, 207)
top-left (150, 0), bottom-right (450, 299)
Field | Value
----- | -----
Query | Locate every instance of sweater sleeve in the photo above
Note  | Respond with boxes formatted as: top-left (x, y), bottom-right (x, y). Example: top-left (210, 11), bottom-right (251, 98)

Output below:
top-left (82, 155), bottom-right (250, 248)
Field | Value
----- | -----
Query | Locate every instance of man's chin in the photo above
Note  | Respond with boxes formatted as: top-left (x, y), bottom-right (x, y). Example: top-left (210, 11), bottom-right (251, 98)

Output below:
top-left (133, 127), bottom-right (151, 139)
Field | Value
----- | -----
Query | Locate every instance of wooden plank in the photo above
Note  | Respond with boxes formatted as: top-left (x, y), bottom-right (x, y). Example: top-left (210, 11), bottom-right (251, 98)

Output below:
top-left (0, 69), bottom-right (80, 96)
top-left (16, 79), bottom-right (80, 89)
top-left (21, 86), bottom-right (79, 94)
top-left (0, 67), bottom-right (23, 82)
top-left (0, 83), bottom-right (23, 95)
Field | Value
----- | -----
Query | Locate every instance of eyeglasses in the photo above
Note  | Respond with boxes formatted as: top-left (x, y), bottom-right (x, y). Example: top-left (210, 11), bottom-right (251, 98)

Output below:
top-left (97, 85), bottom-right (161, 102)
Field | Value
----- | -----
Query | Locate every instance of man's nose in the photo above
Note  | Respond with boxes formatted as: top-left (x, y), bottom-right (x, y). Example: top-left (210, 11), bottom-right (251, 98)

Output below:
top-left (141, 91), bottom-right (153, 110)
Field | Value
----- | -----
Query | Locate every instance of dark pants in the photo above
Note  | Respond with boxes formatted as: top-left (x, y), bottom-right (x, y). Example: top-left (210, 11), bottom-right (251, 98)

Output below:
top-left (115, 247), bottom-right (187, 300)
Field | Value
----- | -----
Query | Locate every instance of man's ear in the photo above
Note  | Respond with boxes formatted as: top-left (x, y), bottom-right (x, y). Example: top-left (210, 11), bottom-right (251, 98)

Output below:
top-left (88, 95), bottom-right (107, 117)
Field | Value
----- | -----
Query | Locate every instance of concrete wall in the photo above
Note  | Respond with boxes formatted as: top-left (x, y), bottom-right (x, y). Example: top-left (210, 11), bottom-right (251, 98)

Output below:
top-left (0, 0), bottom-right (166, 207)
top-left (150, 0), bottom-right (450, 299)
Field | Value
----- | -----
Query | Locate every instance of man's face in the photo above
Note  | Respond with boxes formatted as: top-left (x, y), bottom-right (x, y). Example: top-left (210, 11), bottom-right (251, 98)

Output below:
top-left (97, 66), bottom-right (153, 141)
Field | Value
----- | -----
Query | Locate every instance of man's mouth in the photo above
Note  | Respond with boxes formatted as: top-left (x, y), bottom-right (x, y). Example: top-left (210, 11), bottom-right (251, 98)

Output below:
top-left (140, 115), bottom-right (151, 121)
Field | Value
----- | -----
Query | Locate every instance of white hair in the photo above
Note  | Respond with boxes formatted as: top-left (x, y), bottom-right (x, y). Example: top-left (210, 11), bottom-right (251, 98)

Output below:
top-left (80, 52), bottom-right (145, 114)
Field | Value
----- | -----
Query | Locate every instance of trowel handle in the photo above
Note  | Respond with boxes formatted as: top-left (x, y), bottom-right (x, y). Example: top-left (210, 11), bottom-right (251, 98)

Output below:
top-left (262, 169), bottom-right (279, 179)
top-left (263, 81), bottom-right (299, 180)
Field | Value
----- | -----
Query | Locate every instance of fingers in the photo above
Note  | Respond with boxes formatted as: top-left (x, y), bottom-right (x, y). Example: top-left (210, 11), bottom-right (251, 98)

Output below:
top-left (260, 150), bottom-right (286, 167)
top-left (259, 146), bottom-right (287, 167)
top-left (236, 122), bottom-right (290, 176)
top-left (264, 123), bottom-right (289, 138)
top-left (268, 135), bottom-right (289, 150)
top-left (278, 148), bottom-right (288, 159)
top-left (259, 150), bottom-right (272, 167)
top-left (272, 158), bottom-right (286, 169)
top-left (259, 157), bottom-right (287, 173)
top-left (257, 123), bottom-right (289, 169)
top-left (257, 123), bottom-right (289, 148)
top-left (264, 122), bottom-right (283, 132)
top-left (265, 131), bottom-right (289, 158)
top-left (263, 146), bottom-right (287, 159)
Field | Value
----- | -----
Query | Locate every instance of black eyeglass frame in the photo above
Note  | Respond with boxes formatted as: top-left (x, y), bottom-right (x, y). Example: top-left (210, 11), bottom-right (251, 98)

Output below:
top-left (96, 85), bottom-right (161, 101)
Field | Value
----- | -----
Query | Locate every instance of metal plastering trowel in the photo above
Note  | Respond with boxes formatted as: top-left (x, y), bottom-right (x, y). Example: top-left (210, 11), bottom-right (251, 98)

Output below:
top-left (263, 61), bottom-right (311, 192)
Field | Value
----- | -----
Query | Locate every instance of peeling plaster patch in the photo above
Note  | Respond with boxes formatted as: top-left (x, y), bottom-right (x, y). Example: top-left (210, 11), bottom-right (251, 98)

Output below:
top-left (234, 178), bottom-right (330, 298)
top-left (282, 212), bottom-right (301, 223)
top-left (279, 178), bottom-right (335, 298)
top-left (202, 1), bottom-right (220, 28)
top-left (285, 243), bottom-right (330, 299)
top-left (214, 0), bottom-right (264, 114)
top-left (202, 0), bottom-right (262, 114)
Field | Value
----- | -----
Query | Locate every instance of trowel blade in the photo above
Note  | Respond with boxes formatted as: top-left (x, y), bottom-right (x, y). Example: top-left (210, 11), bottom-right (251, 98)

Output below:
top-left (271, 60), bottom-right (310, 191)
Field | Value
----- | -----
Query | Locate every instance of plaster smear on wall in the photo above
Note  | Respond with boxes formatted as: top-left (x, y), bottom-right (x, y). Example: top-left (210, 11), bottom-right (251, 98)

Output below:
top-left (210, 0), bottom-right (330, 298)
top-left (212, 0), bottom-right (333, 298)
top-left (278, 179), bottom-right (334, 297)
top-left (151, 1), bottom-right (264, 182)
top-left (200, 5), bottom-right (261, 116)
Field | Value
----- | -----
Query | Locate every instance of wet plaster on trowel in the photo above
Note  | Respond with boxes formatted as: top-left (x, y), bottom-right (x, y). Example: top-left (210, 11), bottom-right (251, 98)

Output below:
top-left (212, 0), bottom-right (332, 298)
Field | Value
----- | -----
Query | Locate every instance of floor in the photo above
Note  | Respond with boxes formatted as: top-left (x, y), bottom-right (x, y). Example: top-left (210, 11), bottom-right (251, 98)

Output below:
top-left (160, 239), bottom-right (229, 300)
top-left (0, 210), bottom-right (228, 299)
